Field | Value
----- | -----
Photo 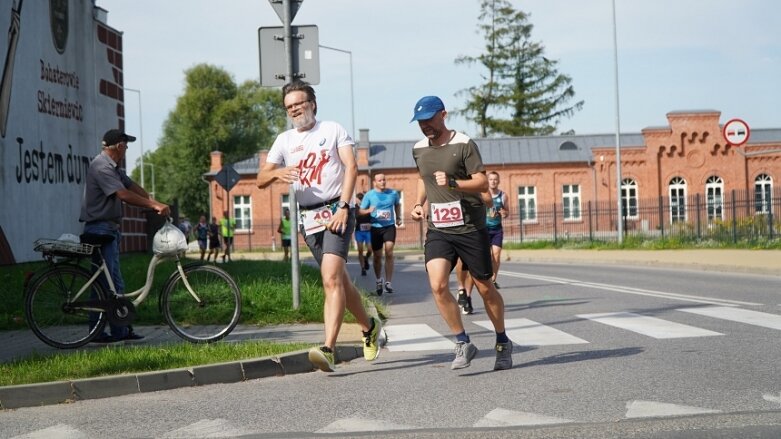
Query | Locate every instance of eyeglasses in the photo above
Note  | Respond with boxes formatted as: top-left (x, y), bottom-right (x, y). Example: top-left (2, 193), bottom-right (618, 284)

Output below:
top-left (285, 99), bottom-right (311, 112)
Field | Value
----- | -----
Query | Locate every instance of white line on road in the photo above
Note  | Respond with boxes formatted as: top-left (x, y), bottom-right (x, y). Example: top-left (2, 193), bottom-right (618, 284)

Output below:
top-left (577, 312), bottom-right (723, 339)
top-left (625, 400), bottom-right (720, 418)
top-left (474, 318), bottom-right (589, 346)
top-left (384, 324), bottom-right (454, 351)
top-left (679, 306), bottom-right (781, 330)
top-left (473, 408), bottom-right (575, 427)
top-left (499, 271), bottom-right (761, 307)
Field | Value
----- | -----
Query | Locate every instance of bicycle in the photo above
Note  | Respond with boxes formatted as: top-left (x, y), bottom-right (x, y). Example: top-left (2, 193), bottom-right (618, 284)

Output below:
top-left (24, 229), bottom-right (242, 349)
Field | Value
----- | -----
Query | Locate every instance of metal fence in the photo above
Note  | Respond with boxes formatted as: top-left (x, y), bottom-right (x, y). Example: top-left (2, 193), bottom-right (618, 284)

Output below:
top-left (230, 187), bottom-right (781, 251)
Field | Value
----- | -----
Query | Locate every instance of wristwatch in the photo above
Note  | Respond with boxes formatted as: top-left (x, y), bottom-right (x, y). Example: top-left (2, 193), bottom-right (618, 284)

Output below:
top-left (447, 176), bottom-right (458, 190)
top-left (336, 200), bottom-right (349, 210)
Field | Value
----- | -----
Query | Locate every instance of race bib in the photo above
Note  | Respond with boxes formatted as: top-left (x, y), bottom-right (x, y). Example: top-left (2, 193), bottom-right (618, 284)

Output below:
top-left (359, 223), bottom-right (372, 231)
top-left (300, 205), bottom-right (332, 236)
top-left (375, 208), bottom-right (392, 221)
top-left (431, 200), bottom-right (464, 228)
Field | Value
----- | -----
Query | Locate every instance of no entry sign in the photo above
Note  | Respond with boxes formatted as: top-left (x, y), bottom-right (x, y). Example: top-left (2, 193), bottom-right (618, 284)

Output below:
top-left (723, 118), bottom-right (750, 146)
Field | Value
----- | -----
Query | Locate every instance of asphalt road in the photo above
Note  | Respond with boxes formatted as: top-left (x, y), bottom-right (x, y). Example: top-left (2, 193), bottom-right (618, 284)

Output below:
top-left (2, 259), bottom-right (781, 438)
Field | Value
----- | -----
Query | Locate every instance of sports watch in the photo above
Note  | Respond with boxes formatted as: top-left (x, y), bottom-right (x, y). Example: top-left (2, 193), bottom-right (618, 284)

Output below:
top-left (447, 176), bottom-right (458, 190)
top-left (336, 200), bottom-right (349, 209)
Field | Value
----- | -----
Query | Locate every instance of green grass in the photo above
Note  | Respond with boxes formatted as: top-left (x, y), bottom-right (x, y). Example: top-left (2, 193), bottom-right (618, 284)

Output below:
top-left (0, 340), bottom-right (313, 387)
top-left (1, 255), bottom-right (380, 331)
top-left (0, 254), bottom-right (385, 386)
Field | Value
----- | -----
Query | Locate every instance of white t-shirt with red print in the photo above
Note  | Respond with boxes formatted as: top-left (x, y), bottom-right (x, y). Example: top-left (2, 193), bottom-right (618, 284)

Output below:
top-left (266, 120), bottom-right (354, 207)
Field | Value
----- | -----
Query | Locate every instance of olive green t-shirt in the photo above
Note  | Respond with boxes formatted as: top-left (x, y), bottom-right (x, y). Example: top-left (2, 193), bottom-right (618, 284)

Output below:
top-left (412, 131), bottom-right (486, 234)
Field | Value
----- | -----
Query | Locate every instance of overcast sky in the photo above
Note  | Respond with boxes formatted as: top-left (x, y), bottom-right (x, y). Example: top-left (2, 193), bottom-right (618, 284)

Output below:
top-left (95, 0), bottom-right (780, 173)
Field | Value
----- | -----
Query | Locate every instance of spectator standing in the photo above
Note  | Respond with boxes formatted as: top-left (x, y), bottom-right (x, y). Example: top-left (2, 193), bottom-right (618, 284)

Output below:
top-left (220, 210), bottom-right (235, 263)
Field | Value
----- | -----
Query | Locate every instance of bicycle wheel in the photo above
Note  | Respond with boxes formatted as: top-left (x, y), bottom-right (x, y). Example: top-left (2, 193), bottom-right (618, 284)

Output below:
top-left (25, 265), bottom-right (107, 349)
top-left (161, 264), bottom-right (241, 343)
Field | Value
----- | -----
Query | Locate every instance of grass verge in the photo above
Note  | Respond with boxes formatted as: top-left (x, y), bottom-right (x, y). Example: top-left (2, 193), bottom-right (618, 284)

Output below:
top-left (0, 340), bottom-right (313, 387)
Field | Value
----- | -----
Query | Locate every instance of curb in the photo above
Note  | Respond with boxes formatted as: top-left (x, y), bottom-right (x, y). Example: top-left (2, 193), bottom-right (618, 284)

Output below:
top-left (0, 345), bottom-right (362, 410)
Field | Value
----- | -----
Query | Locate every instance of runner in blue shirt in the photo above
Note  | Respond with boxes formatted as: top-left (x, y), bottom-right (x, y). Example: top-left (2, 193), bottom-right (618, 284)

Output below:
top-left (359, 173), bottom-right (401, 295)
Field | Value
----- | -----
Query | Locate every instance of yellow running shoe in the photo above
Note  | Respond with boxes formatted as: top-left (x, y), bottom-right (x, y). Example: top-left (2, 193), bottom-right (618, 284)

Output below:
top-left (362, 317), bottom-right (385, 361)
top-left (308, 346), bottom-right (335, 372)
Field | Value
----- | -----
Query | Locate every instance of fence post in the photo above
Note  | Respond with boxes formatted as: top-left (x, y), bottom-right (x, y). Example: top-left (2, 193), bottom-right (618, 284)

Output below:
top-left (553, 204), bottom-right (558, 244)
top-left (769, 207), bottom-right (775, 240)
top-left (695, 193), bottom-right (701, 240)
top-left (731, 189), bottom-right (737, 243)
top-left (588, 201), bottom-right (593, 242)
top-left (658, 195), bottom-right (664, 238)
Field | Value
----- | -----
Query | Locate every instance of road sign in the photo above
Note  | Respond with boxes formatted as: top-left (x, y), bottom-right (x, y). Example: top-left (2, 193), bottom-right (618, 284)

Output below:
top-left (268, 0), bottom-right (303, 23)
top-left (214, 165), bottom-right (241, 192)
top-left (723, 118), bottom-right (750, 146)
top-left (258, 25), bottom-right (319, 86)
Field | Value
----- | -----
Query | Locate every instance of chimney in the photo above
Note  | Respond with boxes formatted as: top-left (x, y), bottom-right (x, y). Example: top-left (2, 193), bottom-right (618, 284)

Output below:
top-left (210, 151), bottom-right (223, 172)
top-left (356, 129), bottom-right (370, 168)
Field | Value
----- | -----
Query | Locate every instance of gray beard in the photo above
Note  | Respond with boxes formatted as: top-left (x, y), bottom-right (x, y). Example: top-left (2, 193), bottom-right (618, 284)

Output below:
top-left (292, 111), bottom-right (316, 130)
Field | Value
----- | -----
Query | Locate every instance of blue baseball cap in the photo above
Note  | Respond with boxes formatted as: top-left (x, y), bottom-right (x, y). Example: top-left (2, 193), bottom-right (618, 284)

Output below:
top-left (410, 96), bottom-right (445, 122)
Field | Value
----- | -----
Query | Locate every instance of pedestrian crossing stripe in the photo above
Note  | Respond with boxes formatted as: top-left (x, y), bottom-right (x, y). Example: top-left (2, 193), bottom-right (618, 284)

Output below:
top-left (577, 312), bottom-right (723, 339)
top-left (678, 306), bottom-right (781, 331)
top-left (474, 318), bottom-right (589, 346)
top-left (383, 307), bottom-right (781, 349)
top-left (383, 323), bottom-right (454, 351)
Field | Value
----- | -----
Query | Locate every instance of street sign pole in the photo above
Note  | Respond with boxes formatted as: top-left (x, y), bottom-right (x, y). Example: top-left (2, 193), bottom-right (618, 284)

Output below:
top-left (282, 0), bottom-right (300, 309)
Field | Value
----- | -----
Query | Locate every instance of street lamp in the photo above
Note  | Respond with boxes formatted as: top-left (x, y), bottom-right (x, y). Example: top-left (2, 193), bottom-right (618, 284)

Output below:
top-left (123, 87), bottom-right (145, 188)
top-left (611, 0), bottom-right (624, 243)
top-left (318, 45), bottom-right (355, 139)
top-left (143, 162), bottom-right (155, 199)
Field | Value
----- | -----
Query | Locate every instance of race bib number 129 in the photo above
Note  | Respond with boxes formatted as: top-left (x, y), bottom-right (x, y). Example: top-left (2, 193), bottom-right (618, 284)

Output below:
top-left (431, 200), bottom-right (464, 228)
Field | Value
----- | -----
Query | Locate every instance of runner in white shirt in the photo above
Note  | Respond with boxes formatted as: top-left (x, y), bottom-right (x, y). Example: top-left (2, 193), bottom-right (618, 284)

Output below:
top-left (256, 81), bottom-right (385, 372)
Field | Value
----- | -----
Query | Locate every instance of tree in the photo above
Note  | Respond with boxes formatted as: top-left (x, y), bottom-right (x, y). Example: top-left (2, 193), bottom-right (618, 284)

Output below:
top-left (132, 64), bottom-right (286, 219)
top-left (456, 0), bottom-right (583, 137)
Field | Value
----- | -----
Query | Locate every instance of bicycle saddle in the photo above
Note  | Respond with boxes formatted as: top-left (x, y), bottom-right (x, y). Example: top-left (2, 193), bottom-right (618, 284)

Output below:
top-left (80, 233), bottom-right (115, 245)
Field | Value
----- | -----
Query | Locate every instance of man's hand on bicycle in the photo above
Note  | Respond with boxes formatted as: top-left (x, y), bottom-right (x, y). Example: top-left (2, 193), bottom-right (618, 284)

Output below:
top-left (153, 201), bottom-right (170, 217)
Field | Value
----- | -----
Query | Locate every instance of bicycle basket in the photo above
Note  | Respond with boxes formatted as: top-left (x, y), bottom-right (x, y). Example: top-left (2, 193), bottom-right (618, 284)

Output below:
top-left (33, 238), bottom-right (94, 256)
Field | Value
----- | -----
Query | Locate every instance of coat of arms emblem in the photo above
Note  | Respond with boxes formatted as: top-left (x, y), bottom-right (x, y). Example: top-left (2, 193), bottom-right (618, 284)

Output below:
top-left (49, 0), bottom-right (68, 54)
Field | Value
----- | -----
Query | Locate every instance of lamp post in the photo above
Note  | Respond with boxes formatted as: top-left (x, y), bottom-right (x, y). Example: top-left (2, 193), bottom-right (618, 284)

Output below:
top-left (123, 87), bottom-right (145, 188)
top-left (611, 0), bottom-right (624, 243)
top-left (318, 44), bottom-right (355, 139)
top-left (143, 162), bottom-right (155, 199)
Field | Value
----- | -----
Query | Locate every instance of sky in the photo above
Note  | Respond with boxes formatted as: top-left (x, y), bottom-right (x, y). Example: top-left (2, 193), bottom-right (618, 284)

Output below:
top-left (95, 0), bottom-right (781, 174)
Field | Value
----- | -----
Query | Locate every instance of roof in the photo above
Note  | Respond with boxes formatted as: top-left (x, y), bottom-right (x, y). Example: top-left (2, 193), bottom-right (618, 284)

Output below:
top-left (216, 129), bottom-right (781, 176)
top-left (367, 133), bottom-right (646, 170)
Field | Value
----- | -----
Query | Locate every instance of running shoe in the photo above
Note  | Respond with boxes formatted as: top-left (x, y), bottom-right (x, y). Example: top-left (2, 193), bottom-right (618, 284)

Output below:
top-left (361, 268), bottom-right (367, 276)
top-left (492, 280), bottom-right (501, 290)
top-left (494, 341), bottom-right (513, 370)
top-left (364, 258), bottom-right (370, 271)
top-left (308, 346), bottom-right (335, 372)
top-left (463, 296), bottom-right (474, 315)
top-left (384, 281), bottom-right (394, 294)
top-left (375, 279), bottom-right (384, 296)
top-left (362, 317), bottom-right (385, 361)
top-left (457, 289), bottom-right (467, 308)
top-left (451, 341), bottom-right (478, 370)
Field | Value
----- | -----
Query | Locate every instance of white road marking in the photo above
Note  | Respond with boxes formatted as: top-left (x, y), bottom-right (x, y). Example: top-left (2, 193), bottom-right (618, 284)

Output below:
top-left (679, 306), bottom-right (781, 331)
top-left (384, 324), bottom-right (454, 351)
top-left (762, 392), bottom-right (781, 408)
top-left (160, 419), bottom-right (254, 438)
top-left (473, 408), bottom-right (574, 427)
top-left (474, 318), bottom-right (589, 346)
top-left (11, 424), bottom-right (86, 439)
top-left (577, 312), bottom-right (723, 339)
top-left (316, 417), bottom-right (416, 433)
top-left (625, 400), bottom-right (720, 418)
top-left (499, 271), bottom-right (761, 307)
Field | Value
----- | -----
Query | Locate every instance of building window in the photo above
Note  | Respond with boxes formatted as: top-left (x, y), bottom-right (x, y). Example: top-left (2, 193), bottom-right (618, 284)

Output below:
top-left (518, 186), bottom-right (537, 222)
top-left (234, 195), bottom-right (252, 231)
top-left (754, 174), bottom-right (773, 214)
top-left (669, 177), bottom-right (687, 223)
top-left (705, 176), bottom-right (724, 221)
top-left (281, 194), bottom-right (290, 215)
top-left (621, 178), bottom-right (638, 219)
top-left (562, 184), bottom-right (581, 221)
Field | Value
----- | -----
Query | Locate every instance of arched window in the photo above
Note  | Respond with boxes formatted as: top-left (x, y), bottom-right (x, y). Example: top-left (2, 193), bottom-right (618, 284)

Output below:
top-left (669, 177), bottom-right (687, 223)
top-left (754, 174), bottom-right (773, 214)
top-left (705, 176), bottom-right (724, 221)
top-left (621, 178), bottom-right (638, 218)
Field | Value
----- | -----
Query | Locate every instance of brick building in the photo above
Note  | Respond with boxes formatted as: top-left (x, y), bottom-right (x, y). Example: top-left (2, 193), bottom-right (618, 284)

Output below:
top-left (205, 110), bottom-right (781, 250)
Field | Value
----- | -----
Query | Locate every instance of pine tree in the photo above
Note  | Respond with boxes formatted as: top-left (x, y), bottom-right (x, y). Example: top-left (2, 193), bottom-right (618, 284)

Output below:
top-left (456, 0), bottom-right (583, 136)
